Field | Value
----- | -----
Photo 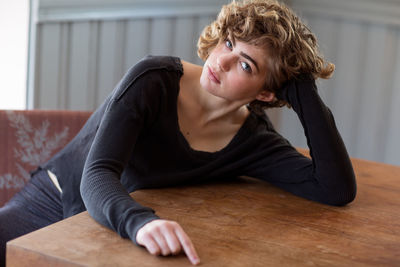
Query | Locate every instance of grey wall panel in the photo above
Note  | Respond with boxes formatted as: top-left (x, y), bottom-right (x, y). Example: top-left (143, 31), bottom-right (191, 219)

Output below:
top-left (305, 16), bottom-right (340, 106)
top-left (277, 106), bottom-right (307, 149)
top-left (385, 32), bottom-right (400, 165)
top-left (264, 108), bottom-right (282, 131)
top-left (114, 20), bottom-right (128, 84)
top-left (124, 19), bottom-right (151, 70)
top-left (194, 16), bottom-right (215, 65)
top-left (355, 25), bottom-right (390, 161)
top-left (57, 23), bottom-right (70, 110)
top-left (68, 21), bottom-right (91, 110)
top-left (149, 18), bottom-right (174, 56)
top-left (173, 17), bottom-right (197, 62)
top-left (36, 23), bottom-right (62, 109)
top-left (326, 20), bottom-right (364, 157)
top-left (86, 21), bottom-right (100, 110)
top-left (372, 27), bottom-right (398, 163)
top-left (96, 20), bottom-right (124, 105)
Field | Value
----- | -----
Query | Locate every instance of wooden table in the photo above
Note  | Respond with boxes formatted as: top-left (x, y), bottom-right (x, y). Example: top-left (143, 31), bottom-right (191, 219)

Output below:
top-left (6, 157), bottom-right (400, 266)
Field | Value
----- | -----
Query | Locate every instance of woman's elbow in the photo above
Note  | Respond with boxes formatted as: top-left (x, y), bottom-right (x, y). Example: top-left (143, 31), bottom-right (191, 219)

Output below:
top-left (324, 177), bottom-right (357, 206)
top-left (332, 188), bottom-right (357, 206)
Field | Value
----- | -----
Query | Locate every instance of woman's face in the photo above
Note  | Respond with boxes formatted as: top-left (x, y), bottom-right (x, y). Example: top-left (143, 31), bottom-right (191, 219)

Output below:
top-left (200, 38), bottom-right (274, 104)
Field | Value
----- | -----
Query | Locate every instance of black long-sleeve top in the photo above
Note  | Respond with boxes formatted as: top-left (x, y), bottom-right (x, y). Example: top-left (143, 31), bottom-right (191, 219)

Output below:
top-left (42, 55), bottom-right (356, 244)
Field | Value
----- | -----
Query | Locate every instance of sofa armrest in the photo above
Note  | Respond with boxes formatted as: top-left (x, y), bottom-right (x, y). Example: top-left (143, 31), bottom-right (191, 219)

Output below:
top-left (0, 109), bottom-right (92, 206)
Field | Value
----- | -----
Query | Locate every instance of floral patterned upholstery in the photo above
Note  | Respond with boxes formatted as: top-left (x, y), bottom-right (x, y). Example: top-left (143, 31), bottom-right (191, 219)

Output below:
top-left (0, 109), bottom-right (92, 207)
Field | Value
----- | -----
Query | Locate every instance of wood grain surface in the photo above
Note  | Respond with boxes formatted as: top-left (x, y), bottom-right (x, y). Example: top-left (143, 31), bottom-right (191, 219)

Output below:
top-left (6, 156), bottom-right (400, 266)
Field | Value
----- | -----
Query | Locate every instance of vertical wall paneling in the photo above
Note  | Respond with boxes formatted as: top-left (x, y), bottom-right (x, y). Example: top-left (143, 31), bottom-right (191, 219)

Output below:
top-left (373, 27), bottom-right (398, 162)
top-left (194, 16), bottom-right (216, 65)
top-left (265, 108), bottom-right (282, 131)
top-left (96, 21), bottom-right (122, 104)
top-left (27, 0), bottom-right (39, 109)
top-left (68, 21), bottom-right (91, 110)
top-left (305, 15), bottom-right (340, 106)
top-left (86, 21), bottom-right (100, 110)
top-left (150, 18), bottom-right (174, 56)
top-left (33, 24), bottom-right (42, 108)
top-left (173, 17), bottom-right (197, 62)
top-left (327, 20), bottom-right (364, 156)
top-left (384, 30), bottom-right (400, 165)
top-left (355, 25), bottom-right (388, 161)
top-left (37, 23), bottom-right (62, 109)
top-left (57, 23), bottom-right (70, 109)
top-left (114, 20), bottom-right (128, 85)
top-left (277, 107), bottom-right (307, 148)
top-left (124, 19), bottom-right (151, 71)
top-left (345, 24), bottom-right (369, 158)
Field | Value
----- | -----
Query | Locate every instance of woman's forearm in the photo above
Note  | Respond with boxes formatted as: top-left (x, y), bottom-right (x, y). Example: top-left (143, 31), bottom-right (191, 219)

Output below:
top-left (280, 78), bottom-right (357, 204)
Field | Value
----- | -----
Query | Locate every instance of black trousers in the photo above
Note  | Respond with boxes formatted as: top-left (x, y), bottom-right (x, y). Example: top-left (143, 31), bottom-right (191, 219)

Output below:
top-left (0, 169), bottom-right (63, 267)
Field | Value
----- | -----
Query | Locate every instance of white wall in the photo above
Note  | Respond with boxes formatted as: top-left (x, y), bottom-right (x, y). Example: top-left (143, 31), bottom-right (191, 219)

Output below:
top-left (0, 1), bottom-right (29, 109)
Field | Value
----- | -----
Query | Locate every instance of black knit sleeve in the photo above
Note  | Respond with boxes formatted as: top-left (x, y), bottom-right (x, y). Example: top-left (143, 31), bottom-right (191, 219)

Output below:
top-left (80, 67), bottom-right (163, 245)
top-left (244, 78), bottom-right (357, 206)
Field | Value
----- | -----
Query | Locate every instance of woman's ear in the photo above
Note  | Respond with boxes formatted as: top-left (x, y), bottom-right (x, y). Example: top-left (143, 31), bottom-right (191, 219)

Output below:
top-left (255, 90), bottom-right (275, 102)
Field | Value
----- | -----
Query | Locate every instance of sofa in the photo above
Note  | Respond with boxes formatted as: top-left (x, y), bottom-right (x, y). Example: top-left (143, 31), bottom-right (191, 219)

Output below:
top-left (0, 109), bottom-right (92, 207)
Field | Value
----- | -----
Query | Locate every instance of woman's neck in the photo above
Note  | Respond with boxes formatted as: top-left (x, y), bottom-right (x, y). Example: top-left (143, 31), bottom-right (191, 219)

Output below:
top-left (179, 60), bottom-right (249, 126)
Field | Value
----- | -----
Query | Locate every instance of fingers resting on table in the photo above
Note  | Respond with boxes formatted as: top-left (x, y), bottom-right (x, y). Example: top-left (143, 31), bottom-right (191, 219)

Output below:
top-left (136, 219), bottom-right (200, 265)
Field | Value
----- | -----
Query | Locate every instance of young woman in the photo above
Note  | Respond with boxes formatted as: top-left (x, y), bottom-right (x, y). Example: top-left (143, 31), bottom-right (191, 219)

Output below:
top-left (0, 0), bottom-right (356, 265)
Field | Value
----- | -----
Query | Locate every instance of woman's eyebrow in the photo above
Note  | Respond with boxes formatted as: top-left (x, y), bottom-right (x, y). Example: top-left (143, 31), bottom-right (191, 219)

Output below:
top-left (240, 51), bottom-right (259, 72)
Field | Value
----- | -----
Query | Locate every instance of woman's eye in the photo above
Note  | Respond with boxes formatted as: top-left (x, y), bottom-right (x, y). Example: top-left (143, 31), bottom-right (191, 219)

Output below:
top-left (241, 62), bottom-right (252, 73)
top-left (225, 39), bottom-right (233, 49)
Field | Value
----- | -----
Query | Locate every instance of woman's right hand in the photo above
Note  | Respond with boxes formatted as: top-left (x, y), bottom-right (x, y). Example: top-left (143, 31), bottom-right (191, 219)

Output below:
top-left (136, 219), bottom-right (200, 265)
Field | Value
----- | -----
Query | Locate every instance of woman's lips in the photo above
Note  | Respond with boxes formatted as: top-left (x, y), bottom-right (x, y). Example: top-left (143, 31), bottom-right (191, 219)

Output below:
top-left (207, 66), bottom-right (220, 84)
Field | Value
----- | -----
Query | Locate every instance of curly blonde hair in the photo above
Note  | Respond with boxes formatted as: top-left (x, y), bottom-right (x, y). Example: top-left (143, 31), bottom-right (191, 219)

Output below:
top-left (197, 0), bottom-right (334, 108)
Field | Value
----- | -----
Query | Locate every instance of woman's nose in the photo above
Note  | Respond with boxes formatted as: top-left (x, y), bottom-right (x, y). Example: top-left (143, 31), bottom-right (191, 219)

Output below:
top-left (217, 54), bottom-right (234, 72)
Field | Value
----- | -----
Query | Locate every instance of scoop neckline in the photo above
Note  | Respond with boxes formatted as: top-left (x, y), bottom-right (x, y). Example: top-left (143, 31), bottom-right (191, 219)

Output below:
top-left (175, 107), bottom-right (254, 158)
top-left (174, 58), bottom-right (253, 158)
